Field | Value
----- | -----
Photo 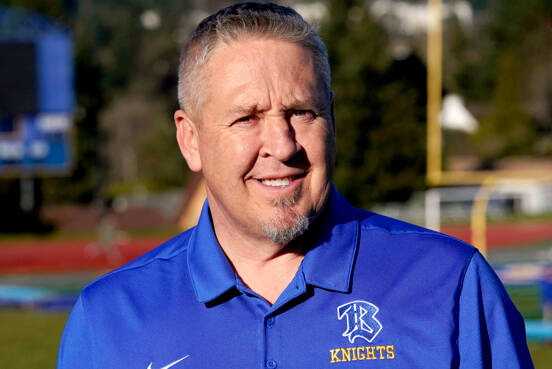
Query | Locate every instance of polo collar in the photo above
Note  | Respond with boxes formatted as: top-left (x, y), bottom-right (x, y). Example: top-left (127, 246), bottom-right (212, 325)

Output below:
top-left (187, 186), bottom-right (360, 303)
top-left (300, 186), bottom-right (359, 293)
top-left (187, 200), bottom-right (237, 303)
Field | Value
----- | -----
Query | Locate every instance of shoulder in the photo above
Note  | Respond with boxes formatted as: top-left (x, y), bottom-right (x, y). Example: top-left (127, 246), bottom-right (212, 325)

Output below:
top-left (345, 207), bottom-right (478, 290)
top-left (352, 207), bottom-right (476, 260)
top-left (327, 190), bottom-right (476, 268)
top-left (81, 229), bottom-right (194, 301)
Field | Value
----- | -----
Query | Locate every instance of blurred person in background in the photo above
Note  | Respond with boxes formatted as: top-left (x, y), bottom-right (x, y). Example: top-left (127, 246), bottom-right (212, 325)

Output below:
top-left (57, 2), bottom-right (533, 368)
top-left (84, 198), bottom-right (126, 264)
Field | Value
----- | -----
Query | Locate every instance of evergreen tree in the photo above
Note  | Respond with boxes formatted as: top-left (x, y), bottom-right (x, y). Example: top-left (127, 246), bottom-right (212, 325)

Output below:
top-left (321, 0), bottom-right (426, 207)
top-left (470, 51), bottom-right (535, 166)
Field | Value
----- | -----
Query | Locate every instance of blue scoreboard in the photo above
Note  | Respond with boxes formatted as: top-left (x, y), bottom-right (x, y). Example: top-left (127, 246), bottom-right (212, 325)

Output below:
top-left (0, 7), bottom-right (74, 175)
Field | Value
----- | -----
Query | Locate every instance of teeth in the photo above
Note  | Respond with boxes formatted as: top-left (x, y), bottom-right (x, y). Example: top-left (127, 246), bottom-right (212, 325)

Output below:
top-left (261, 177), bottom-right (292, 187)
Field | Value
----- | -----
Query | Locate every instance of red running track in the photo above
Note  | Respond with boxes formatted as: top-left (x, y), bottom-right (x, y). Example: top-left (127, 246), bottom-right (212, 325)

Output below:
top-left (1, 221), bottom-right (551, 273)
top-left (442, 221), bottom-right (552, 249)
top-left (0, 238), bottom-right (166, 273)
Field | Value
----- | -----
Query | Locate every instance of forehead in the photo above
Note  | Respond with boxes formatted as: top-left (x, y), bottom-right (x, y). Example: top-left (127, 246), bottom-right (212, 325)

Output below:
top-left (202, 37), bottom-right (324, 110)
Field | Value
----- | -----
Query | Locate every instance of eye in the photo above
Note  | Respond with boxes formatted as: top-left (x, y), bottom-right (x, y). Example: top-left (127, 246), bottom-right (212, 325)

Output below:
top-left (290, 109), bottom-right (316, 122)
top-left (233, 115), bottom-right (257, 125)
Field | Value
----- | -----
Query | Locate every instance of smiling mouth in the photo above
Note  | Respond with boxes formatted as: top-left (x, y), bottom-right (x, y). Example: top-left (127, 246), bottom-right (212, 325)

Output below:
top-left (259, 174), bottom-right (304, 187)
top-left (261, 177), bottom-right (293, 187)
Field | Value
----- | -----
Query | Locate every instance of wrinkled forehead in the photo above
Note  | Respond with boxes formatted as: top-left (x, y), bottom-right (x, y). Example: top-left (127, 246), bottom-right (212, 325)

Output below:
top-left (203, 37), bottom-right (328, 105)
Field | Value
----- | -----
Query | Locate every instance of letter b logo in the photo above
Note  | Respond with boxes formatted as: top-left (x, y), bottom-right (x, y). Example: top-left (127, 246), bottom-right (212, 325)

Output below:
top-left (337, 300), bottom-right (382, 343)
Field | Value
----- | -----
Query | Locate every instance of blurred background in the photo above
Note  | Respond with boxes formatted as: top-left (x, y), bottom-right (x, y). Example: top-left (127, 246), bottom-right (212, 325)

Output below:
top-left (0, 0), bottom-right (551, 367)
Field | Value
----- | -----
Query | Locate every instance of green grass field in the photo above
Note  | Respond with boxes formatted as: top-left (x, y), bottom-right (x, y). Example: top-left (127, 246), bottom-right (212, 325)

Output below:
top-left (531, 343), bottom-right (552, 368)
top-left (0, 309), bottom-right (67, 369)
top-left (507, 285), bottom-right (552, 367)
top-left (0, 306), bottom-right (551, 368)
top-left (508, 285), bottom-right (543, 320)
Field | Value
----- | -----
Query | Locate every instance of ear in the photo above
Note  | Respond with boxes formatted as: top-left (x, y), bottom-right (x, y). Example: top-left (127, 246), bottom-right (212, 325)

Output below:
top-left (174, 109), bottom-right (202, 172)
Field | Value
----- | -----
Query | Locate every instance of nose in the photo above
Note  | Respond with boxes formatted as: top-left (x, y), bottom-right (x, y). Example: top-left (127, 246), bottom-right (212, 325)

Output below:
top-left (259, 116), bottom-right (301, 162)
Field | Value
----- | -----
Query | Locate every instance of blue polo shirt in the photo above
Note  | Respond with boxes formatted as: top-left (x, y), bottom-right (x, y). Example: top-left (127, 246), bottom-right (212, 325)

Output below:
top-left (57, 187), bottom-right (533, 368)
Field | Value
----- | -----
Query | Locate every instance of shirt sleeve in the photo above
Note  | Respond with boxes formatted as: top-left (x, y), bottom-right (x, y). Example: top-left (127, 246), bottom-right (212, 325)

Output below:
top-left (57, 295), bottom-right (95, 369)
top-left (458, 251), bottom-right (534, 369)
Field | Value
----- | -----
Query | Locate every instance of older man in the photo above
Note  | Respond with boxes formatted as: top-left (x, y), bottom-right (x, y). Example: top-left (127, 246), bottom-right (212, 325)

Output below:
top-left (58, 3), bottom-right (533, 368)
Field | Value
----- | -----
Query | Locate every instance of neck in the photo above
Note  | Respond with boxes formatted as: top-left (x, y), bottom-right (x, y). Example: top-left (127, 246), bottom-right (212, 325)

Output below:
top-left (211, 210), bottom-right (327, 305)
top-left (226, 246), bottom-right (305, 305)
top-left (213, 226), bottom-right (304, 304)
top-left (206, 189), bottom-right (331, 304)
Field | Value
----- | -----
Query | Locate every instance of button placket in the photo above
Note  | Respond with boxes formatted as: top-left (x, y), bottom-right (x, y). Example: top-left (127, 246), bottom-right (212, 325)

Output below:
top-left (264, 313), bottom-right (279, 369)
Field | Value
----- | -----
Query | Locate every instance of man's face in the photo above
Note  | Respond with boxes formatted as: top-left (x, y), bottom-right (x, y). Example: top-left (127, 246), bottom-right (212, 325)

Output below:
top-left (176, 37), bottom-right (335, 245)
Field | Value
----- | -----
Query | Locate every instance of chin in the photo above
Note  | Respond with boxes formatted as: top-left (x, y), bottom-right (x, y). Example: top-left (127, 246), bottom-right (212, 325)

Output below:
top-left (259, 213), bottom-right (310, 245)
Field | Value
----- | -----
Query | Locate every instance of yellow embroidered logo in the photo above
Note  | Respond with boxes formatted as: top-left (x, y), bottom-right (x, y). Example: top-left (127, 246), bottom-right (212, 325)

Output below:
top-left (329, 345), bottom-right (395, 363)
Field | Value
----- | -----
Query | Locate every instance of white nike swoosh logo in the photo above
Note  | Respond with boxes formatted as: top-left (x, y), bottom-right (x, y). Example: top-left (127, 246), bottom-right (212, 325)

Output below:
top-left (147, 355), bottom-right (189, 369)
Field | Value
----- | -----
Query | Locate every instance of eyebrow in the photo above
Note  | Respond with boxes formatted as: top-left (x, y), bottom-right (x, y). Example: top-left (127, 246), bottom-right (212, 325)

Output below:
top-left (281, 97), bottom-right (320, 111)
top-left (228, 104), bottom-right (262, 117)
top-left (227, 94), bottom-right (327, 117)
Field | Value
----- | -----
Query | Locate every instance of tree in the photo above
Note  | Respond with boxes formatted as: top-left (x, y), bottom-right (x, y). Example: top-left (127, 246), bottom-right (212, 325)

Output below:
top-left (441, 0), bottom-right (549, 167)
top-left (470, 51), bottom-right (535, 166)
top-left (321, 0), bottom-right (426, 207)
top-left (466, 0), bottom-right (549, 165)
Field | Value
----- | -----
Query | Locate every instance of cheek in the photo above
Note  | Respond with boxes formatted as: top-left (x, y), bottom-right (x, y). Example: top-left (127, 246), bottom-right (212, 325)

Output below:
top-left (300, 127), bottom-right (334, 167)
top-left (203, 133), bottom-right (260, 178)
top-left (233, 135), bottom-right (260, 169)
top-left (234, 139), bottom-right (251, 157)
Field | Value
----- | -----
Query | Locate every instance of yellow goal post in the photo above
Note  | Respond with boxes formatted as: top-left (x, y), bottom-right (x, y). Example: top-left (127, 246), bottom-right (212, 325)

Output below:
top-left (426, 0), bottom-right (552, 255)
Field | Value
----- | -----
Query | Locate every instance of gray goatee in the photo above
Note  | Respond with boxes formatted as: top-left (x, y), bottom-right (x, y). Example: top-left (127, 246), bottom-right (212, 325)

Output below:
top-left (259, 191), bottom-right (309, 244)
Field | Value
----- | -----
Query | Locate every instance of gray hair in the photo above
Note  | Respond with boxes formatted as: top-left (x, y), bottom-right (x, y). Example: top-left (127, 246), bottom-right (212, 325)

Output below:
top-left (177, 2), bottom-right (331, 119)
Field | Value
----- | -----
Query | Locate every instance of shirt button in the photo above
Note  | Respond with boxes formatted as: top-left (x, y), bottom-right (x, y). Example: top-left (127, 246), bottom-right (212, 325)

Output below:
top-left (266, 359), bottom-right (277, 368)
top-left (266, 317), bottom-right (275, 328)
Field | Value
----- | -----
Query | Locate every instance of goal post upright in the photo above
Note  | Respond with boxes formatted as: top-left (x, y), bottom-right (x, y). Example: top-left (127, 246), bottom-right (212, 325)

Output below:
top-left (424, 0), bottom-right (552, 255)
top-left (426, 0), bottom-right (443, 188)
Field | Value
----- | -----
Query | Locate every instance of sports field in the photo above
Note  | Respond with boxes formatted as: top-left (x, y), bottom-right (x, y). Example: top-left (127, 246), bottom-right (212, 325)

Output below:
top-left (1, 220), bottom-right (552, 368)
top-left (1, 310), bottom-right (551, 368)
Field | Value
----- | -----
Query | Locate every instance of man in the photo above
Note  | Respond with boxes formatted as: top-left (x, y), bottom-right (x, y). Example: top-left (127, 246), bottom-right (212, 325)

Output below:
top-left (58, 3), bottom-right (534, 368)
